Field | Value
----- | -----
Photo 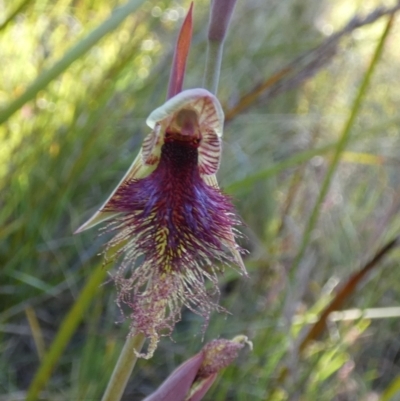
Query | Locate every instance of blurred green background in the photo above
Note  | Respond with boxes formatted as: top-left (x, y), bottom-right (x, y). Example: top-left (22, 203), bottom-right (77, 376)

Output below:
top-left (2, 0), bottom-right (400, 400)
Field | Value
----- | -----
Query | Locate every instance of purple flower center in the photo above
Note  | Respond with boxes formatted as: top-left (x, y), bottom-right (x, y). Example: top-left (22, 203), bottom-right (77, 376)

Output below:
top-left (105, 136), bottom-right (238, 272)
top-left (103, 136), bottom-right (242, 357)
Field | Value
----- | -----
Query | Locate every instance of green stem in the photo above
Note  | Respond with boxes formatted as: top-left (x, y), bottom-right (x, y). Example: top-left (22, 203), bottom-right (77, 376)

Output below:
top-left (101, 331), bottom-right (146, 401)
top-left (203, 40), bottom-right (224, 94)
top-left (290, 14), bottom-right (394, 277)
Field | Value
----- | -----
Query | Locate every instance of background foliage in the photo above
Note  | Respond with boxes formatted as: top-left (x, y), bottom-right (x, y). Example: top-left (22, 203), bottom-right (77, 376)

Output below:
top-left (2, 0), bottom-right (400, 400)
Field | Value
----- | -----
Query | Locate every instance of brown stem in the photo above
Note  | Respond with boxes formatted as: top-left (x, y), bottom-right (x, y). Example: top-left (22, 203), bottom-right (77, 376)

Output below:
top-left (299, 236), bottom-right (400, 352)
top-left (224, 3), bottom-right (400, 122)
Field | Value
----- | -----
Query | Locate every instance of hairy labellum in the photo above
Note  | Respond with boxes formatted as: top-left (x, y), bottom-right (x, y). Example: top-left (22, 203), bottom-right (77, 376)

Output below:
top-left (76, 89), bottom-right (246, 358)
top-left (104, 138), bottom-right (242, 357)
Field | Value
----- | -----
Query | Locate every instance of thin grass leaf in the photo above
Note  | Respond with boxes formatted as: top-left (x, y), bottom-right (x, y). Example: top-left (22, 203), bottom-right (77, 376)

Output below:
top-left (266, 15), bottom-right (396, 396)
top-left (381, 374), bottom-right (400, 401)
top-left (26, 262), bottom-right (108, 401)
top-left (290, 12), bottom-right (395, 278)
top-left (300, 236), bottom-right (400, 352)
top-left (224, 3), bottom-right (400, 122)
top-left (0, 0), bottom-right (32, 32)
top-left (225, 143), bottom-right (335, 193)
top-left (0, 0), bottom-right (145, 126)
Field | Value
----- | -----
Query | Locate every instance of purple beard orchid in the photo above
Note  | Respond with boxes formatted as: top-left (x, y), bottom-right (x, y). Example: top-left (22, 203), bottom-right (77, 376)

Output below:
top-left (76, 4), bottom-right (246, 358)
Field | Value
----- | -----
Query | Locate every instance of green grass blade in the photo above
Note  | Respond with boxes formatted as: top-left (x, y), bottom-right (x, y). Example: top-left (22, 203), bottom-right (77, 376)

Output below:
top-left (290, 14), bottom-right (395, 277)
top-left (0, 0), bottom-right (33, 32)
top-left (382, 374), bottom-right (400, 401)
top-left (225, 143), bottom-right (335, 193)
top-left (0, 0), bottom-right (145, 126)
top-left (26, 263), bottom-right (108, 401)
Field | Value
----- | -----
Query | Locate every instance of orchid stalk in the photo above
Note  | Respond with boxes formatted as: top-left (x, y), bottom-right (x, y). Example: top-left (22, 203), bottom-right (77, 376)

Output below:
top-left (76, 1), bottom-right (244, 400)
top-left (203, 0), bottom-right (237, 93)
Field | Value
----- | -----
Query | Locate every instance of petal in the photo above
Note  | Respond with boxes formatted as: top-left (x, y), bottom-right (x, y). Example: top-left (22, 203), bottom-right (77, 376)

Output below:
top-left (201, 173), bottom-right (219, 188)
top-left (198, 129), bottom-right (221, 175)
top-left (167, 2), bottom-right (193, 99)
top-left (76, 89), bottom-right (225, 234)
top-left (76, 89), bottom-right (226, 234)
top-left (75, 129), bottom-right (162, 233)
top-left (186, 336), bottom-right (251, 401)
top-left (201, 174), bottom-right (247, 275)
top-left (185, 373), bottom-right (217, 401)
top-left (143, 352), bottom-right (204, 401)
top-left (147, 89), bottom-right (225, 175)
top-left (197, 337), bottom-right (247, 378)
top-left (146, 88), bottom-right (224, 138)
top-left (142, 337), bottom-right (250, 401)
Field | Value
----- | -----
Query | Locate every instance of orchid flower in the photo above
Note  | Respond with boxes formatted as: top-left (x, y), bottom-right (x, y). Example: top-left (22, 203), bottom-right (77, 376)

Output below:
top-left (143, 336), bottom-right (252, 401)
top-left (76, 2), bottom-right (246, 359)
